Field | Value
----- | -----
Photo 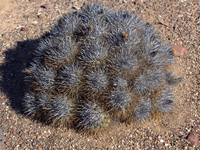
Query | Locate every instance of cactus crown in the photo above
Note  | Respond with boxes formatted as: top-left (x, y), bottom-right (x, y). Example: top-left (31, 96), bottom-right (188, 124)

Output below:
top-left (23, 4), bottom-right (180, 134)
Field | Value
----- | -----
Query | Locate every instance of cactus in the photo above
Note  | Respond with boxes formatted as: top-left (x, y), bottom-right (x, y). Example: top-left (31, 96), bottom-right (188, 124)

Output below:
top-left (23, 4), bottom-right (181, 134)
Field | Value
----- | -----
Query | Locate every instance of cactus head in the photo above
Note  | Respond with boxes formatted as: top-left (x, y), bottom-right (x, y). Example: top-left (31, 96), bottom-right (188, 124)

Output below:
top-left (75, 101), bottom-right (110, 134)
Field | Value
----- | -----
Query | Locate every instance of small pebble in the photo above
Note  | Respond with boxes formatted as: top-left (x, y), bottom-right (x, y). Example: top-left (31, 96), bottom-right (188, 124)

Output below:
top-left (21, 27), bottom-right (29, 32)
top-left (158, 22), bottom-right (169, 27)
top-left (31, 21), bottom-right (38, 25)
top-left (72, 6), bottom-right (80, 10)
top-left (135, 0), bottom-right (140, 5)
top-left (172, 45), bottom-right (186, 57)
top-left (187, 133), bottom-right (199, 144)
top-left (160, 139), bottom-right (164, 143)
top-left (38, 14), bottom-right (45, 19)
top-left (41, 3), bottom-right (51, 9)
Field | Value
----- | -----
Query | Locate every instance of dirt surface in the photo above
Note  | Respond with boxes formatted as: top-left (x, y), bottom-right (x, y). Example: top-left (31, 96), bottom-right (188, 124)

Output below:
top-left (0, 0), bottom-right (200, 149)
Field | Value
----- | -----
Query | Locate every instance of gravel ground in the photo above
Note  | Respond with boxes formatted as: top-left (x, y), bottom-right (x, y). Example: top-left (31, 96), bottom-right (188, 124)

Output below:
top-left (0, 0), bottom-right (200, 149)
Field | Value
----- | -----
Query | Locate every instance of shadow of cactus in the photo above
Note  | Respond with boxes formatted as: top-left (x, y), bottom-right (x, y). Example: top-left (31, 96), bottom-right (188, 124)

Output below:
top-left (0, 39), bottom-right (38, 114)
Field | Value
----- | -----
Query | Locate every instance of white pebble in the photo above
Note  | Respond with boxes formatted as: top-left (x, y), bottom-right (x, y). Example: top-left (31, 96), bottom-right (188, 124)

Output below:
top-left (160, 139), bottom-right (164, 143)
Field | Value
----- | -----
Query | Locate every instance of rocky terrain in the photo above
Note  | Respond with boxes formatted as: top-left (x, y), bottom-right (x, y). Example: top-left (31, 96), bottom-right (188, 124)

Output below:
top-left (0, 0), bottom-right (199, 149)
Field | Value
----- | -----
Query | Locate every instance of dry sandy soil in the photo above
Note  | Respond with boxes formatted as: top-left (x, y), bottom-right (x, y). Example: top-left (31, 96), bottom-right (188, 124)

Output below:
top-left (0, 0), bottom-right (200, 149)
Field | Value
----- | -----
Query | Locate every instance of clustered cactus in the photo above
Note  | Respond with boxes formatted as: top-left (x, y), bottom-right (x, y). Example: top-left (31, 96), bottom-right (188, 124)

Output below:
top-left (23, 4), bottom-right (181, 134)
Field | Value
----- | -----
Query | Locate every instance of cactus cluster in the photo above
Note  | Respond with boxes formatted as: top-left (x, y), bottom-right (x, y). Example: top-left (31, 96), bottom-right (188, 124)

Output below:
top-left (23, 4), bottom-right (180, 134)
